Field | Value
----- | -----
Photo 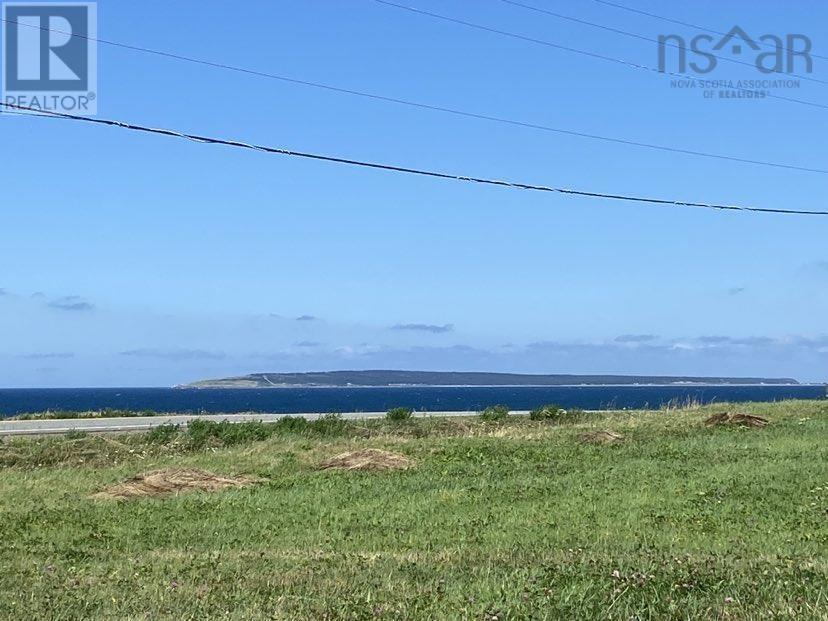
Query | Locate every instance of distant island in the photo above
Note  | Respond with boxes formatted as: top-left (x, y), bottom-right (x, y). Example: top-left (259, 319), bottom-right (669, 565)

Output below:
top-left (181, 370), bottom-right (800, 388)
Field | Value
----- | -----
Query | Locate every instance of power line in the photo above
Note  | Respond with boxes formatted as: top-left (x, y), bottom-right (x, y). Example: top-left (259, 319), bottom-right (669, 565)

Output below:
top-left (497, 0), bottom-right (827, 85)
top-left (370, 0), bottom-right (828, 112)
top-left (589, 0), bottom-right (828, 62)
top-left (371, 0), bottom-right (681, 77)
top-left (3, 102), bottom-right (826, 217)
top-left (0, 17), bottom-right (822, 175)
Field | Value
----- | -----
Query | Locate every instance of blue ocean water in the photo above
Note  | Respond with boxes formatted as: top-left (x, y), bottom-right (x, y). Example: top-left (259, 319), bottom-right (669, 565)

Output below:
top-left (0, 385), bottom-right (824, 417)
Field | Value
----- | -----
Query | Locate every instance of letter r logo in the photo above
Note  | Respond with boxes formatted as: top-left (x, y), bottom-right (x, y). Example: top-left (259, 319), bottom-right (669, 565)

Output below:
top-left (3, 3), bottom-right (94, 91)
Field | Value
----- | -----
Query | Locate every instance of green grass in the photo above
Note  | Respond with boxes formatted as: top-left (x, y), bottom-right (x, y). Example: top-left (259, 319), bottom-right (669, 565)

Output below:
top-left (1, 400), bottom-right (827, 620)
top-left (10, 408), bottom-right (165, 420)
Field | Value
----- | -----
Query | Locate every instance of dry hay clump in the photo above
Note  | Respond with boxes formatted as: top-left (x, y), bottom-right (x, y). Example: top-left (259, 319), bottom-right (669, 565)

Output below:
top-left (704, 412), bottom-right (769, 428)
top-left (578, 430), bottom-right (625, 445)
top-left (91, 468), bottom-right (258, 500)
top-left (319, 448), bottom-right (412, 471)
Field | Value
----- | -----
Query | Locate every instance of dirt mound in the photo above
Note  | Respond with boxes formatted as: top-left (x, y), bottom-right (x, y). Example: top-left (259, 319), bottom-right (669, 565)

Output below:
top-left (704, 412), bottom-right (768, 428)
top-left (319, 448), bottom-right (412, 471)
top-left (578, 430), bottom-right (625, 445)
top-left (91, 468), bottom-right (258, 500)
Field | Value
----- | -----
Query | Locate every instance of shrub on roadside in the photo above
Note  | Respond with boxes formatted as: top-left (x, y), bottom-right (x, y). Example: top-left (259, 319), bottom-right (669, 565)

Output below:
top-left (479, 405), bottom-right (510, 422)
top-left (308, 413), bottom-right (348, 436)
top-left (186, 420), bottom-right (274, 449)
top-left (272, 416), bottom-right (310, 433)
top-left (386, 407), bottom-right (413, 422)
top-left (146, 424), bottom-right (180, 444)
top-left (529, 404), bottom-right (587, 423)
top-left (270, 414), bottom-right (348, 436)
top-left (183, 415), bottom-right (350, 449)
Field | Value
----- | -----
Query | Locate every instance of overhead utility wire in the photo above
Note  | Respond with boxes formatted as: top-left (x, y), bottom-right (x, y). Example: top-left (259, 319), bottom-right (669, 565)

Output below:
top-left (0, 16), bottom-right (823, 174)
top-left (370, 0), bottom-right (828, 112)
top-left (497, 0), bottom-right (827, 85)
top-left (589, 0), bottom-right (828, 62)
top-left (3, 102), bottom-right (827, 217)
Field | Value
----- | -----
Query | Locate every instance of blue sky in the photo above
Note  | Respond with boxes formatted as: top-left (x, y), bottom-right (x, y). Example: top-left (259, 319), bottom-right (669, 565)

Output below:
top-left (1, 0), bottom-right (827, 386)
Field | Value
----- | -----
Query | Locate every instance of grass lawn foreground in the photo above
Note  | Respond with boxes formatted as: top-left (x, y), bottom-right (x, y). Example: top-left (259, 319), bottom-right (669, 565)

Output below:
top-left (1, 401), bottom-right (826, 619)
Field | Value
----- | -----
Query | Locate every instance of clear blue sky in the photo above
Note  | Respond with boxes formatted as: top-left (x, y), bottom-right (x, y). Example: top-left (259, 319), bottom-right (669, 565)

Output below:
top-left (2, 0), bottom-right (827, 386)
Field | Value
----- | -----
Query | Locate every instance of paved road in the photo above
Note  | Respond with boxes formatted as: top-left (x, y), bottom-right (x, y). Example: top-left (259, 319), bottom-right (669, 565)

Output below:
top-left (0, 411), bottom-right (531, 436)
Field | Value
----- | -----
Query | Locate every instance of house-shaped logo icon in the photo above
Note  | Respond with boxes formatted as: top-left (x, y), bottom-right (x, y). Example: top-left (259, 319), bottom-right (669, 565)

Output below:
top-left (712, 26), bottom-right (760, 56)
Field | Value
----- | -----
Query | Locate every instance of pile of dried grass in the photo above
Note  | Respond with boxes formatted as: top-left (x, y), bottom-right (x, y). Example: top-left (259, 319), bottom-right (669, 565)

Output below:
top-left (318, 448), bottom-right (412, 471)
top-left (91, 468), bottom-right (258, 500)
top-left (704, 412), bottom-right (769, 428)
top-left (578, 430), bottom-right (625, 445)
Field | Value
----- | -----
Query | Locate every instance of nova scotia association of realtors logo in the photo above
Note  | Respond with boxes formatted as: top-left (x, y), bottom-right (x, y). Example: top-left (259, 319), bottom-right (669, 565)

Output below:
top-left (657, 26), bottom-right (813, 100)
top-left (2, 2), bottom-right (97, 114)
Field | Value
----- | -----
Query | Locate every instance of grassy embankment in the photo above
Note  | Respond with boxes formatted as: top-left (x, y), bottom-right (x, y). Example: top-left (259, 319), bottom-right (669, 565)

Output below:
top-left (1, 401), bottom-right (826, 620)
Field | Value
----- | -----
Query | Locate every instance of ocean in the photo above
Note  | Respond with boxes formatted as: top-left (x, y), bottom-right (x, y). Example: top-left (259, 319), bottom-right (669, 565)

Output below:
top-left (0, 385), bottom-right (824, 417)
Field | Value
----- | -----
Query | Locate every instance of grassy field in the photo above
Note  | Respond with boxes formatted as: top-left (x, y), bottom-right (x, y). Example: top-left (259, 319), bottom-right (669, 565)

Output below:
top-left (1, 401), bottom-right (826, 620)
